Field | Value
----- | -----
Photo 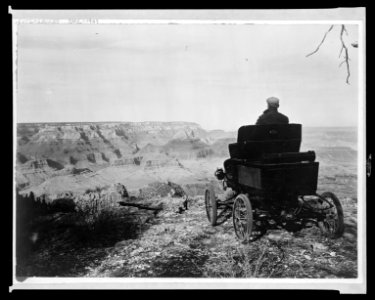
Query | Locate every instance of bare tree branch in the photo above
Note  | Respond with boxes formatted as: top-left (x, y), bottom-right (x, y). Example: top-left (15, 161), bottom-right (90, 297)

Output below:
top-left (306, 25), bottom-right (334, 57)
top-left (339, 25), bottom-right (351, 84)
top-left (306, 24), bottom-right (353, 84)
top-left (339, 44), bottom-right (344, 58)
top-left (343, 26), bottom-right (348, 35)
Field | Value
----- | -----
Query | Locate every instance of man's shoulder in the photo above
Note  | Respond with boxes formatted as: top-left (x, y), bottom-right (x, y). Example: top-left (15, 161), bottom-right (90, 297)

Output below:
top-left (278, 112), bottom-right (289, 121)
top-left (256, 113), bottom-right (267, 124)
top-left (276, 111), bottom-right (288, 117)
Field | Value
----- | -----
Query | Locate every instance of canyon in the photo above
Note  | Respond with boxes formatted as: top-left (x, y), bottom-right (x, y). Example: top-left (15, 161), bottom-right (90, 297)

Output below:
top-left (16, 122), bottom-right (358, 199)
top-left (16, 121), bottom-right (236, 198)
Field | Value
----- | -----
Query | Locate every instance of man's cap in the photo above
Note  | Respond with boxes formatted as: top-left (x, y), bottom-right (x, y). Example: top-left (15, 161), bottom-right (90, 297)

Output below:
top-left (266, 97), bottom-right (280, 107)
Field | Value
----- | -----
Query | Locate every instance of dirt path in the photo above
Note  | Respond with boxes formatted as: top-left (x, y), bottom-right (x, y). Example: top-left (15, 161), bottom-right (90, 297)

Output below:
top-left (82, 195), bottom-right (358, 278)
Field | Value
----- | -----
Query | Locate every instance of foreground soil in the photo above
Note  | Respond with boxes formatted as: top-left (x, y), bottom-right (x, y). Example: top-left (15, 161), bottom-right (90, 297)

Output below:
top-left (17, 194), bottom-right (358, 279)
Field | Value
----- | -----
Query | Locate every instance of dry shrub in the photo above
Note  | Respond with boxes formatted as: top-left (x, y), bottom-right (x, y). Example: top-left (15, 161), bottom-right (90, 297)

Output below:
top-left (75, 189), bottom-right (113, 230)
top-left (204, 243), bottom-right (283, 278)
top-left (73, 187), bottom-right (141, 246)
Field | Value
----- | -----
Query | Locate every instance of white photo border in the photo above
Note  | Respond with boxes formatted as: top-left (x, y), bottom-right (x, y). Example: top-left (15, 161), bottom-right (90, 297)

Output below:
top-left (10, 8), bottom-right (366, 294)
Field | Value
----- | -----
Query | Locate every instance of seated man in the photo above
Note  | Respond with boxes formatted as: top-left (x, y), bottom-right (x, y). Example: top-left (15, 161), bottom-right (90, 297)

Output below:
top-left (217, 97), bottom-right (289, 202)
top-left (256, 97), bottom-right (289, 125)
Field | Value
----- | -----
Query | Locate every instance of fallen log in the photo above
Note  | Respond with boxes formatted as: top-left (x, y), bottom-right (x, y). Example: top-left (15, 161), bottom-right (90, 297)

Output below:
top-left (118, 201), bottom-right (163, 211)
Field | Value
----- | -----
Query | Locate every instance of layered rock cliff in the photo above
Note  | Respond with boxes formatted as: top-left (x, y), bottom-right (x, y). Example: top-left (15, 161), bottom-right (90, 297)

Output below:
top-left (16, 122), bottom-right (236, 192)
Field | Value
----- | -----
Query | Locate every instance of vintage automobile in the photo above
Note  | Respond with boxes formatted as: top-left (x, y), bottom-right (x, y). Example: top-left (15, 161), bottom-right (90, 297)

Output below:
top-left (205, 123), bottom-right (344, 242)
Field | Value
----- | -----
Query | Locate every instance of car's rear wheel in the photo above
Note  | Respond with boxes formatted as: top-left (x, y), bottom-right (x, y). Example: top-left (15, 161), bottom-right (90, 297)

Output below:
top-left (318, 192), bottom-right (344, 238)
top-left (205, 186), bottom-right (217, 226)
top-left (233, 194), bottom-right (253, 242)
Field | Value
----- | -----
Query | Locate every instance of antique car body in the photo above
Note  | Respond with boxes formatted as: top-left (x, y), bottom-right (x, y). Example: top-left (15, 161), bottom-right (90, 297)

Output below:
top-left (205, 123), bottom-right (344, 242)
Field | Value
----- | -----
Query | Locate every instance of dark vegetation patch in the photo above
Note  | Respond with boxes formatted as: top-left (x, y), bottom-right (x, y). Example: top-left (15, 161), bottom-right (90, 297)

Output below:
top-left (71, 168), bottom-right (92, 175)
top-left (15, 189), bottom-right (153, 277)
top-left (46, 159), bottom-right (64, 170)
top-left (113, 149), bottom-right (122, 158)
top-left (17, 152), bottom-right (28, 164)
top-left (133, 156), bottom-right (142, 166)
top-left (96, 129), bottom-right (111, 145)
top-left (87, 153), bottom-right (96, 163)
top-left (79, 131), bottom-right (91, 146)
top-left (196, 148), bottom-right (214, 158)
top-left (101, 152), bottom-right (110, 162)
top-left (19, 136), bottom-right (30, 144)
top-left (115, 128), bottom-right (129, 140)
top-left (18, 182), bottom-right (29, 189)
top-left (70, 156), bottom-right (78, 165)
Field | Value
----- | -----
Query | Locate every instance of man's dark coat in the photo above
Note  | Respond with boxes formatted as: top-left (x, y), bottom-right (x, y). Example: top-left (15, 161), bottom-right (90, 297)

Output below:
top-left (256, 107), bottom-right (289, 125)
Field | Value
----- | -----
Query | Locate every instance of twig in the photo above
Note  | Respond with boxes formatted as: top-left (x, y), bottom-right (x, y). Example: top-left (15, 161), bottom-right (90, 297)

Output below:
top-left (306, 25), bottom-right (334, 57)
top-left (339, 44), bottom-right (344, 58)
top-left (306, 24), bottom-right (353, 84)
top-left (339, 25), bottom-right (351, 84)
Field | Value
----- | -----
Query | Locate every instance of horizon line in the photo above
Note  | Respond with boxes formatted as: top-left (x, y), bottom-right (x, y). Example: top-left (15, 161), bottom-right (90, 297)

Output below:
top-left (15, 121), bottom-right (358, 130)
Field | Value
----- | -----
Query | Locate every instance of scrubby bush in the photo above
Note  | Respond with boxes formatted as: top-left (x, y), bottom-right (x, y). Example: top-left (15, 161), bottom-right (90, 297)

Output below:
top-left (17, 152), bottom-right (29, 164)
top-left (115, 128), bottom-right (128, 139)
top-left (133, 156), bottom-right (142, 165)
top-left (79, 131), bottom-right (91, 145)
top-left (196, 148), bottom-right (214, 158)
top-left (72, 188), bottom-right (142, 247)
top-left (101, 152), bottom-right (109, 162)
top-left (76, 187), bottom-right (118, 231)
top-left (76, 194), bottom-right (107, 229)
top-left (96, 129), bottom-right (111, 144)
top-left (46, 159), bottom-right (64, 170)
top-left (113, 149), bottom-right (122, 158)
top-left (87, 153), bottom-right (96, 163)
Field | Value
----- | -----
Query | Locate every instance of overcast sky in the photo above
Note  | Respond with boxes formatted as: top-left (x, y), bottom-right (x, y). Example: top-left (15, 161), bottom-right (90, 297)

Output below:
top-left (15, 23), bottom-right (360, 131)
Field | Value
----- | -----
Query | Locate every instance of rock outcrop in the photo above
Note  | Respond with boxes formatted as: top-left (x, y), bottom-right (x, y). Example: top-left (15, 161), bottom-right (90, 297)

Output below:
top-left (16, 122), bottom-right (235, 191)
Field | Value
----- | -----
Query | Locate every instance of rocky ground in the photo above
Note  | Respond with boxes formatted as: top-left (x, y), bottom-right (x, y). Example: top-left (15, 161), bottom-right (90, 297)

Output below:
top-left (85, 196), bottom-right (358, 278)
top-left (17, 190), bottom-right (358, 279)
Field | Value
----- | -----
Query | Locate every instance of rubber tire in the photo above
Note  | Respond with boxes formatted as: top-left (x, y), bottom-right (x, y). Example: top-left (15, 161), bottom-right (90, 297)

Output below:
top-left (205, 186), bottom-right (217, 226)
top-left (232, 194), bottom-right (253, 243)
top-left (318, 191), bottom-right (345, 238)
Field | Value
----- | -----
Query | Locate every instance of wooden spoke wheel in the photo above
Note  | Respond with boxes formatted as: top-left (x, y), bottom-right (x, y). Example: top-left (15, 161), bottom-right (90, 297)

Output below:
top-left (232, 194), bottom-right (253, 242)
top-left (205, 186), bottom-right (217, 226)
top-left (318, 192), bottom-right (344, 238)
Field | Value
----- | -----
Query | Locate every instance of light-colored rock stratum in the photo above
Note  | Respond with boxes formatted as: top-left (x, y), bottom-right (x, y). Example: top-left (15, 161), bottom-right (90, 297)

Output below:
top-left (16, 121), bottom-right (236, 197)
